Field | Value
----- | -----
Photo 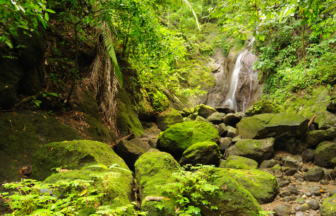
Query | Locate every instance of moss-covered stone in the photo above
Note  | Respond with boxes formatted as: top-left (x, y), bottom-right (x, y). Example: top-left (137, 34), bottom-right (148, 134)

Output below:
top-left (227, 138), bottom-right (275, 164)
top-left (320, 193), bottom-right (336, 216)
top-left (74, 90), bottom-right (99, 119)
top-left (155, 108), bottom-right (183, 131)
top-left (245, 101), bottom-right (284, 116)
top-left (315, 141), bottom-right (336, 168)
top-left (33, 140), bottom-right (129, 181)
top-left (83, 114), bottom-right (116, 144)
top-left (181, 108), bottom-right (195, 117)
top-left (315, 111), bottom-right (336, 130)
top-left (219, 155), bottom-right (258, 169)
top-left (199, 168), bottom-right (263, 216)
top-left (157, 121), bottom-right (220, 158)
top-left (220, 168), bottom-right (279, 204)
top-left (179, 141), bottom-right (221, 166)
top-left (0, 111), bottom-right (80, 183)
top-left (135, 151), bottom-right (180, 216)
top-left (207, 112), bottom-right (223, 124)
top-left (306, 128), bottom-right (336, 148)
top-left (116, 88), bottom-right (143, 137)
top-left (196, 104), bottom-right (217, 118)
top-left (138, 89), bottom-right (155, 120)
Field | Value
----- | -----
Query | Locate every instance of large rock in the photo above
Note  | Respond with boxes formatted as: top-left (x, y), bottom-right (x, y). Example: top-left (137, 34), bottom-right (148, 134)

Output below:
top-left (219, 137), bottom-right (231, 153)
top-left (327, 102), bottom-right (336, 113)
top-left (114, 139), bottom-right (151, 170)
top-left (199, 168), bottom-right (263, 216)
top-left (219, 155), bottom-right (258, 169)
top-left (222, 113), bottom-right (243, 127)
top-left (33, 140), bottom-right (128, 181)
top-left (301, 149), bottom-right (315, 162)
top-left (237, 113), bottom-right (308, 140)
top-left (306, 128), bottom-right (336, 148)
top-left (320, 193), bottom-right (336, 216)
top-left (0, 111), bottom-right (80, 183)
top-left (315, 141), bottom-right (336, 168)
top-left (227, 138), bottom-right (275, 163)
top-left (135, 151), bottom-right (180, 216)
top-left (155, 108), bottom-right (183, 131)
top-left (245, 101), bottom-right (284, 117)
top-left (273, 204), bottom-right (291, 216)
top-left (196, 104), bottom-right (217, 118)
top-left (157, 121), bottom-right (220, 158)
top-left (303, 167), bottom-right (325, 182)
top-left (179, 141), bottom-right (221, 166)
top-left (283, 156), bottom-right (302, 171)
top-left (207, 112), bottom-right (223, 124)
top-left (226, 126), bottom-right (237, 138)
top-left (260, 159), bottom-right (280, 169)
top-left (217, 123), bottom-right (228, 137)
top-left (218, 168), bottom-right (279, 204)
top-left (315, 111), bottom-right (336, 130)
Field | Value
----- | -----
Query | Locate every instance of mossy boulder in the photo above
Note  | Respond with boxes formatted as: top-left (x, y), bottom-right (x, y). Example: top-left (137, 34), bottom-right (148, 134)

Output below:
top-left (196, 104), bottom-right (217, 118)
top-left (207, 112), bottom-right (223, 124)
top-left (219, 155), bottom-right (258, 169)
top-left (0, 111), bottom-right (80, 183)
top-left (222, 169), bottom-right (279, 204)
top-left (315, 111), bottom-right (336, 130)
top-left (199, 168), bottom-right (263, 216)
top-left (135, 151), bottom-right (180, 216)
top-left (73, 89), bottom-right (99, 119)
top-left (179, 141), bottom-right (221, 166)
top-left (155, 108), bottom-right (183, 131)
top-left (315, 141), bottom-right (336, 168)
top-left (223, 113), bottom-right (243, 127)
top-left (157, 121), bottom-right (220, 158)
top-left (138, 89), bottom-right (155, 120)
top-left (227, 138), bottom-right (275, 164)
top-left (245, 101), bottom-right (284, 117)
top-left (237, 113), bottom-right (308, 140)
top-left (116, 88), bottom-right (143, 137)
top-left (114, 139), bottom-right (151, 170)
top-left (320, 193), bottom-right (336, 216)
top-left (33, 140), bottom-right (129, 181)
top-left (306, 128), bottom-right (336, 148)
top-left (83, 114), bottom-right (116, 144)
top-left (181, 108), bottom-right (195, 117)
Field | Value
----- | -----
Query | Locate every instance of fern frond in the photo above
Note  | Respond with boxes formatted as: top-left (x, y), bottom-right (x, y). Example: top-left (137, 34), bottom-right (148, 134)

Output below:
top-left (102, 22), bottom-right (123, 86)
top-left (182, 0), bottom-right (201, 31)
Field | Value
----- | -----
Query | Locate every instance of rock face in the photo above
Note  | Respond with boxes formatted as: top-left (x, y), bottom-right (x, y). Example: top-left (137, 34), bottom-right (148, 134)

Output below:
top-left (114, 139), bottom-right (151, 170)
top-left (135, 151), bottom-right (180, 216)
top-left (196, 104), bottom-right (217, 118)
top-left (157, 121), bottom-right (220, 158)
top-left (200, 168), bottom-right (263, 216)
top-left (320, 193), bottom-right (336, 216)
top-left (0, 111), bottom-right (80, 183)
top-left (303, 167), bottom-right (325, 182)
top-left (33, 140), bottom-right (128, 181)
top-left (306, 128), bottom-right (336, 148)
top-left (155, 108), bottom-right (183, 131)
top-left (219, 168), bottom-right (279, 204)
top-left (219, 155), bottom-right (258, 169)
top-left (227, 138), bottom-right (275, 163)
top-left (245, 101), bottom-right (284, 117)
top-left (315, 141), bottom-right (336, 168)
top-left (179, 141), bottom-right (221, 166)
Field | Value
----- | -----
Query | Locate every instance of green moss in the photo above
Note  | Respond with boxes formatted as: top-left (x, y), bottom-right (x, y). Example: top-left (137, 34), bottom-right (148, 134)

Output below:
top-left (33, 140), bottom-right (129, 181)
top-left (83, 114), bottom-right (115, 144)
top-left (156, 108), bottom-right (183, 131)
top-left (138, 89), bottom-right (154, 120)
top-left (195, 104), bottom-right (217, 118)
top-left (320, 193), bottom-right (336, 216)
top-left (135, 151), bottom-right (180, 216)
top-left (116, 88), bottom-right (143, 137)
top-left (220, 169), bottom-right (279, 204)
top-left (157, 121), bottom-right (220, 157)
top-left (220, 156), bottom-right (258, 169)
top-left (271, 164), bottom-right (282, 171)
top-left (0, 111), bottom-right (80, 183)
top-left (179, 141), bottom-right (221, 165)
top-left (76, 90), bottom-right (99, 119)
top-left (245, 101), bottom-right (284, 116)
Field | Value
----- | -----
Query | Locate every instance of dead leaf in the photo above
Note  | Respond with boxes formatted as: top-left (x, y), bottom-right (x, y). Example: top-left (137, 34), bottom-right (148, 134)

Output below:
top-left (23, 125), bottom-right (26, 131)
top-left (51, 147), bottom-right (53, 151)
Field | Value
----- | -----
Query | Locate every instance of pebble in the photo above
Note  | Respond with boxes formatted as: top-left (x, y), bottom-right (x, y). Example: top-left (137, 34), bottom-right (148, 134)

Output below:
top-left (308, 200), bottom-right (320, 210)
top-left (295, 204), bottom-right (310, 211)
top-left (320, 179), bottom-right (329, 185)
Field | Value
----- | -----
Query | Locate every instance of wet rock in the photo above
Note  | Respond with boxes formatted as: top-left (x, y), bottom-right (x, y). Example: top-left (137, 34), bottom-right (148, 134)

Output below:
top-left (222, 113), bottom-right (242, 127)
top-left (218, 137), bottom-right (231, 153)
top-left (157, 121), bottom-right (219, 158)
top-left (274, 204), bottom-right (291, 216)
top-left (196, 104), bottom-right (217, 118)
top-left (315, 141), bottom-right (336, 168)
top-left (226, 126), bottom-right (237, 138)
top-left (179, 141), bottom-right (221, 166)
top-left (306, 128), bottom-right (336, 148)
top-left (260, 159), bottom-right (280, 169)
top-left (219, 155), bottom-right (258, 169)
top-left (308, 200), bottom-right (320, 210)
top-left (226, 138), bottom-right (275, 163)
top-left (302, 149), bottom-right (315, 163)
top-left (207, 112), bottom-right (223, 124)
top-left (217, 123), bottom-right (228, 137)
top-left (327, 102), bottom-right (336, 113)
top-left (303, 167), bottom-right (325, 182)
top-left (236, 113), bottom-right (308, 140)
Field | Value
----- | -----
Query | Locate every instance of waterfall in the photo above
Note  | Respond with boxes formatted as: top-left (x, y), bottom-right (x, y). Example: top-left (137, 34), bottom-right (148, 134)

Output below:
top-left (223, 51), bottom-right (247, 111)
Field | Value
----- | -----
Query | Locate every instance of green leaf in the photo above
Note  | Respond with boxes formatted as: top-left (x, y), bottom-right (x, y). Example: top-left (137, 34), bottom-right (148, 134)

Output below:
top-left (45, 12), bottom-right (49, 21)
top-left (46, 9), bottom-right (56, 13)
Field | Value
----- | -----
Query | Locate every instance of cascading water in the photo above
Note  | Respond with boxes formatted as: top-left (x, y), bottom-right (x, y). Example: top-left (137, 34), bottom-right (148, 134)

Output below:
top-left (223, 51), bottom-right (247, 111)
